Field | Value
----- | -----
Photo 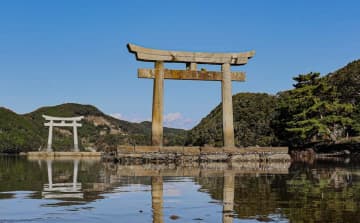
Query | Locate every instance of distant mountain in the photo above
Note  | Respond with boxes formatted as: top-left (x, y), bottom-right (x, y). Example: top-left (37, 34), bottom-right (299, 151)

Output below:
top-left (0, 103), bottom-right (186, 153)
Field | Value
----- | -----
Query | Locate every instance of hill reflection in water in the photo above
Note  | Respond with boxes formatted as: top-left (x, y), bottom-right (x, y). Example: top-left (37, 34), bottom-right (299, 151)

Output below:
top-left (0, 156), bottom-right (360, 222)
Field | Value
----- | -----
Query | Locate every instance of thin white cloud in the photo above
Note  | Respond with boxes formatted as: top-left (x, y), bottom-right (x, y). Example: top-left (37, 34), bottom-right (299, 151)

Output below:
top-left (164, 112), bottom-right (182, 123)
top-left (110, 112), bottom-right (194, 129)
top-left (110, 113), bottom-right (151, 123)
top-left (164, 112), bottom-right (194, 129)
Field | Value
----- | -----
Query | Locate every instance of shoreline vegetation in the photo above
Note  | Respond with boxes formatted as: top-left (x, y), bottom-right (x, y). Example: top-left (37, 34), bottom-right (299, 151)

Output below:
top-left (1, 59), bottom-right (360, 157)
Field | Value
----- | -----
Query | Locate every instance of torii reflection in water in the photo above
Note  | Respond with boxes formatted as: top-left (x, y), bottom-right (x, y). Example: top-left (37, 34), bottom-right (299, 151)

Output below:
top-left (150, 174), bottom-right (235, 223)
top-left (151, 176), bottom-right (163, 223)
top-left (43, 159), bottom-right (83, 199)
top-left (223, 173), bottom-right (235, 223)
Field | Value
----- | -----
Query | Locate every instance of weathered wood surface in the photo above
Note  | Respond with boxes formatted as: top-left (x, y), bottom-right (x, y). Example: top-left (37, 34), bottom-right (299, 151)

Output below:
top-left (128, 43), bottom-right (255, 65)
top-left (138, 68), bottom-right (246, 81)
top-left (186, 62), bottom-right (197, 71)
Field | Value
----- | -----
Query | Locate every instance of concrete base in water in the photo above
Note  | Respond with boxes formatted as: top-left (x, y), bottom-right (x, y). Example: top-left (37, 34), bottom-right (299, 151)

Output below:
top-left (27, 151), bottom-right (102, 160)
top-left (110, 146), bottom-right (291, 163)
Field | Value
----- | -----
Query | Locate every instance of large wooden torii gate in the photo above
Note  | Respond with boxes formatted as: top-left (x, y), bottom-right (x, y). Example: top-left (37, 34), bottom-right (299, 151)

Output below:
top-left (128, 44), bottom-right (255, 147)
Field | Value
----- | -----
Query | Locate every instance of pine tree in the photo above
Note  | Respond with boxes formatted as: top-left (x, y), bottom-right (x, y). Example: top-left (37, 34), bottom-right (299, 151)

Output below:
top-left (276, 72), bottom-right (353, 146)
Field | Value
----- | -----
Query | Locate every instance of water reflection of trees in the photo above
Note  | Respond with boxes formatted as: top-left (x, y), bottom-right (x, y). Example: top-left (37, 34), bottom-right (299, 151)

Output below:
top-left (284, 164), bottom-right (360, 222)
top-left (196, 165), bottom-right (360, 223)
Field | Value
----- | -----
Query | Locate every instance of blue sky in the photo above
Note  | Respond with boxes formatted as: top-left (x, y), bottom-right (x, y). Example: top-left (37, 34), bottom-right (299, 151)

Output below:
top-left (1, 0), bottom-right (359, 129)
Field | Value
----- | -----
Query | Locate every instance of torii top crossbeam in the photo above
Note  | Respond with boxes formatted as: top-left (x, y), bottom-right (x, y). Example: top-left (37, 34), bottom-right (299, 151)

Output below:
top-left (127, 44), bottom-right (255, 65)
top-left (43, 115), bottom-right (84, 121)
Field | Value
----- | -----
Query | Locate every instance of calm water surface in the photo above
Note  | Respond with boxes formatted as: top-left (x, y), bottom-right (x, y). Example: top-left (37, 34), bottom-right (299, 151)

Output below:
top-left (0, 156), bottom-right (359, 223)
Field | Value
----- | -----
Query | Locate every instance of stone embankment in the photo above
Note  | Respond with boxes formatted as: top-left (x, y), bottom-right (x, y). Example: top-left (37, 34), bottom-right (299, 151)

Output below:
top-left (105, 146), bottom-right (290, 163)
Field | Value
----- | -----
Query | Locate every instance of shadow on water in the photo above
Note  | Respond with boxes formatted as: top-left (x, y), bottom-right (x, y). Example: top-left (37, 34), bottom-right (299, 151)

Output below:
top-left (1, 155), bottom-right (360, 222)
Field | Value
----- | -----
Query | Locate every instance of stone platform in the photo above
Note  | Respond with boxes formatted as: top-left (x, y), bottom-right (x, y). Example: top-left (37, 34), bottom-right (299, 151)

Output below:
top-left (27, 151), bottom-right (102, 160)
top-left (110, 146), bottom-right (290, 163)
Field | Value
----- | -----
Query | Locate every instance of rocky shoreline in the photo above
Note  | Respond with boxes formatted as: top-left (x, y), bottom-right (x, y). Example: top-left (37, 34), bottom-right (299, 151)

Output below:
top-left (290, 146), bottom-right (360, 164)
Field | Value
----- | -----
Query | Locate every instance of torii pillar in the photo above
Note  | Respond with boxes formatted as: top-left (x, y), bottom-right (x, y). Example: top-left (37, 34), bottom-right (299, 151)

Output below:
top-left (221, 63), bottom-right (235, 147)
top-left (152, 61), bottom-right (164, 146)
top-left (128, 44), bottom-right (255, 148)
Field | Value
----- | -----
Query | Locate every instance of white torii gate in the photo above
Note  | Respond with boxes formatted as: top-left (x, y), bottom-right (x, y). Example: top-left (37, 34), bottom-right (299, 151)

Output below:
top-left (43, 115), bottom-right (84, 152)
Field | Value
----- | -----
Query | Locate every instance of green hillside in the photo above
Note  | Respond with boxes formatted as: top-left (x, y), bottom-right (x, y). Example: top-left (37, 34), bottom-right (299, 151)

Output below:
top-left (327, 60), bottom-right (360, 104)
top-left (186, 93), bottom-right (279, 147)
top-left (327, 60), bottom-right (360, 136)
top-left (0, 108), bottom-right (42, 153)
top-left (0, 103), bottom-right (186, 153)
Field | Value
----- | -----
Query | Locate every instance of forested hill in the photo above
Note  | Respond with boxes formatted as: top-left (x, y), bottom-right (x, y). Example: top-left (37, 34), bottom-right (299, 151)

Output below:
top-left (187, 59), bottom-right (360, 149)
top-left (186, 93), bottom-right (279, 147)
top-left (327, 59), bottom-right (360, 104)
top-left (0, 107), bottom-right (43, 152)
top-left (0, 103), bottom-right (186, 153)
